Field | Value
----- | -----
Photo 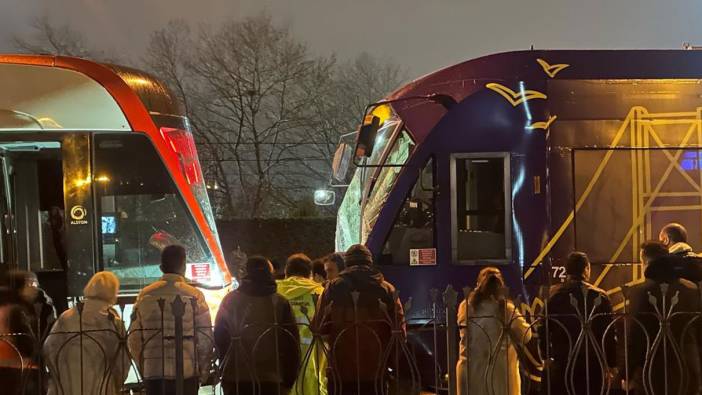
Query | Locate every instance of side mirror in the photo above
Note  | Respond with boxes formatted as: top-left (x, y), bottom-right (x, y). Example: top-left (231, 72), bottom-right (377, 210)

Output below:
top-left (313, 189), bottom-right (336, 206)
top-left (354, 115), bottom-right (381, 159)
top-left (332, 143), bottom-right (353, 182)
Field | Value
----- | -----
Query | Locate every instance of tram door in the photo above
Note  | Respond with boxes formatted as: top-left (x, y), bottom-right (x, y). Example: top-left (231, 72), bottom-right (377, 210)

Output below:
top-left (8, 142), bottom-right (65, 273)
top-left (0, 153), bottom-right (15, 266)
top-left (0, 135), bottom-right (96, 305)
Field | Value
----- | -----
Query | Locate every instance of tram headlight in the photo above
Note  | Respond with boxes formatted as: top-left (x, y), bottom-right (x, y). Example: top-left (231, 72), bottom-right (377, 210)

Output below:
top-left (314, 189), bottom-right (335, 206)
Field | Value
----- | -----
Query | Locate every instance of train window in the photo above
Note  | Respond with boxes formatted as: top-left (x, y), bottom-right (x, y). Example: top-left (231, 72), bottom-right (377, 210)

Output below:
top-left (380, 158), bottom-right (435, 265)
top-left (93, 134), bottom-right (212, 292)
top-left (362, 129), bottom-right (415, 242)
top-left (451, 154), bottom-right (511, 263)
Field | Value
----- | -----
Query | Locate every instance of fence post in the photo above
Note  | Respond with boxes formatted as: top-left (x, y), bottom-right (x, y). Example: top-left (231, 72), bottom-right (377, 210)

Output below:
top-left (172, 296), bottom-right (186, 395)
top-left (444, 285), bottom-right (458, 395)
top-left (430, 288), bottom-right (440, 392)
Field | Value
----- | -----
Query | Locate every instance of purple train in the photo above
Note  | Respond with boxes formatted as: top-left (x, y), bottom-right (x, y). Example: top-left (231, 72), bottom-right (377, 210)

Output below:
top-left (333, 49), bottom-right (702, 320)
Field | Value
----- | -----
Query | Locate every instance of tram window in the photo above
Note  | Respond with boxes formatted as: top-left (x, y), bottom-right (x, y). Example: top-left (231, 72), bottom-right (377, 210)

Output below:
top-left (94, 134), bottom-right (212, 291)
top-left (452, 155), bottom-right (509, 262)
top-left (362, 129), bottom-right (415, 242)
top-left (380, 158), bottom-right (435, 265)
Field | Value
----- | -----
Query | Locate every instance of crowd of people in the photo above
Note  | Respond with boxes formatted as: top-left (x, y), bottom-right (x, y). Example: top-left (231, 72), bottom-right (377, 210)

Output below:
top-left (2, 223), bottom-right (702, 395)
top-left (456, 222), bottom-right (702, 395)
top-left (0, 243), bottom-right (404, 395)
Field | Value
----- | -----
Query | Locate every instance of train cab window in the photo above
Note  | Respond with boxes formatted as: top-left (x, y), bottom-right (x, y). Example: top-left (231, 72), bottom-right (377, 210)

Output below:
top-left (93, 134), bottom-right (211, 292)
top-left (380, 158), bottom-right (435, 265)
top-left (362, 129), bottom-right (415, 242)
top-left (451, 154), bottom-right (510, 263)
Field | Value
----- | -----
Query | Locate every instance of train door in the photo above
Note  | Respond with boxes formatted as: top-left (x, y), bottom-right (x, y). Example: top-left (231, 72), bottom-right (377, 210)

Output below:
top-left (0, 135), bottom-right (96, 304)
top-left (7, 142), bottom-right (65, 273)
top-left (0, 152), bottom-right (15, 266)
top-left (449, 153), bottom-right (512, 264)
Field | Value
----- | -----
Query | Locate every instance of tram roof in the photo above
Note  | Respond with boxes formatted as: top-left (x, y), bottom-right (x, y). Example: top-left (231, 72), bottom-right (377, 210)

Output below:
top-left (0, 54), bottom-right (184, 131)
top-left (388, 49), bottom-right (702, 144)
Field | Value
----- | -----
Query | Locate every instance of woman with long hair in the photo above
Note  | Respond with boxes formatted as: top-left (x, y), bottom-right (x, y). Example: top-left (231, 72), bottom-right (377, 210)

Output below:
top-left (456, 267), bottom-right (532, 395)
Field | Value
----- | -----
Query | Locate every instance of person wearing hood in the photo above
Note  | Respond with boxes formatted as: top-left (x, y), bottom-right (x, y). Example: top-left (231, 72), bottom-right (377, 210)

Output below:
top-left (314, 244), bottom-right (405, 395)
top-left (625, 241), bottom-right (702, 395)
top-left (659, 223), bottom-right (702, 282)
top-left (43, 271), bottom-right (129, 395)
top-left (276, 253), bottom-right (326, 395)
top-left (215, 255), bottom-right (300, 395)
top-left (0, 270), bottom-right (47, 394)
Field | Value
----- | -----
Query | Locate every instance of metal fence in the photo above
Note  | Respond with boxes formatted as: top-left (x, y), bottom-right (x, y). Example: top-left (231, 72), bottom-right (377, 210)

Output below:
top-left (1, 282), bottom-right (702, 395)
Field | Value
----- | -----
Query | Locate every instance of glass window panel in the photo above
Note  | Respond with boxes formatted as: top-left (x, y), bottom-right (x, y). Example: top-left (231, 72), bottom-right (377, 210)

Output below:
top-left (93, 134), bottom-right (213, 292)
top-left (336, 170), bottom-right (362, 252)
top-left (380, 158), bottom-right (434, 265)
top-left (454, 156), bottom-right (507, 261)
top-left (362, 129), bottom-right (415, 242)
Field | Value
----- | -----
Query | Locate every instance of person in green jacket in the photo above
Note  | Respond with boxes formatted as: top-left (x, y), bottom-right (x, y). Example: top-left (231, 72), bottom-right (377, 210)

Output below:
top-left (277, 253), bottom-right (327, 395)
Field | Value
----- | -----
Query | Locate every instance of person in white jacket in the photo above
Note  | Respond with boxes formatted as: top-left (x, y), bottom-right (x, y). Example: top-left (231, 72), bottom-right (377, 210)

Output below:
top-left (456, 267), bottom-right (532, 395)
top-left (43, 271), bottom-right (129, 395)
top-left (128, 245), bottom-right (214, 395)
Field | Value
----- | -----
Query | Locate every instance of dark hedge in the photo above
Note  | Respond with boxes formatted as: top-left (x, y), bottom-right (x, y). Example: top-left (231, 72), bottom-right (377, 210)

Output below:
top-left (217, 217), bottom-right (337, 270)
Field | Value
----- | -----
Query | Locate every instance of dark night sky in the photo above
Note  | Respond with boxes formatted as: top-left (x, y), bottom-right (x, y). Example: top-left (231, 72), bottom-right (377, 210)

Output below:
top-left (1, 0), bottom-right (702, 78)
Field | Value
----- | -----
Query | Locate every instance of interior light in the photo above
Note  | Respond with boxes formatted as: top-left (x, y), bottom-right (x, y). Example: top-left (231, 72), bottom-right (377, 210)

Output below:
top-left (371, 104), bottom-right (393, 125)
top-left (74, 176), bottom-right (92, 187)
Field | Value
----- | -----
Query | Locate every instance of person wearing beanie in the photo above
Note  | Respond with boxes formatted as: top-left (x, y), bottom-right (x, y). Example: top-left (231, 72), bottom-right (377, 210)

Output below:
top-left (343, 244), bottom-right (373, 266)
top-left (215, 256), bottom-right (301, 395)
top-left (43, 271), bottom-right (129, 395)
top-left (314, 244), bottom-right (405, 395)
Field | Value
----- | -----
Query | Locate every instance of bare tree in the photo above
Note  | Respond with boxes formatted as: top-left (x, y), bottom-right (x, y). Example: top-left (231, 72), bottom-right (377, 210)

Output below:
top-left (193, 15), bottom-right (337, 218)
top-left (13, 15), bottom-right (112, 61)
top-left (143, 16), bottom-right (406, 219)
top-left (304, 52), bottom-right (407, 180)
top-left (142, 20), bottom-right (236, 217)
top-left (15, 13), bottom-right (406, 218)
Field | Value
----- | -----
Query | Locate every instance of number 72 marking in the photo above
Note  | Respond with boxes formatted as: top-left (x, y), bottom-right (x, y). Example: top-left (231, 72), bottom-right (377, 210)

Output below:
top-left (550, 266), bottom-right (566, 280)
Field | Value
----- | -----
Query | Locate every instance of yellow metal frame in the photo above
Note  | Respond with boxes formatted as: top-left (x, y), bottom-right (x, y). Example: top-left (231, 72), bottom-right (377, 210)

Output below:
top-left (525, 107), bottom-right (702, 309)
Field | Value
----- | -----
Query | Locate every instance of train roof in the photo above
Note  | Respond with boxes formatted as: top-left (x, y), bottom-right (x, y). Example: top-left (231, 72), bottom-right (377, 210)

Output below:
top-left (0, 54), bottom-right (183, 131)
top-left (389, 49), bottom-right (702, 144)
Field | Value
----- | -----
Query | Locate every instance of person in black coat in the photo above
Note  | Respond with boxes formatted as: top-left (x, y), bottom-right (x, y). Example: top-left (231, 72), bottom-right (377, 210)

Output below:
top-left (314, 244), bottom-right (406, 395)
top-left (214, 256), bottom-right (300, 395)
top-left (0, 270), bottom-right (56, 395)
top-left (625, 241), bottom-right (702, 395)
top-left (659, 223), bottom-right (702, 283)
top-left (539, 252), bottom-right (616, 395)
